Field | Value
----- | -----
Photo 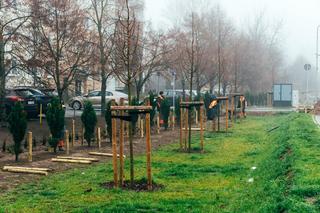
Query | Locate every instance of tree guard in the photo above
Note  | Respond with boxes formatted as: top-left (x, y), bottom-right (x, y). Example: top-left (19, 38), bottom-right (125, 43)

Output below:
top-left (210, 97), bottom-right (229, 132)
top-left (228, 93), bottom-right (245, 122)
top-left (110, 104), bottom-right (153, 190)
top-left (179, 100), bottom-right (205, 152)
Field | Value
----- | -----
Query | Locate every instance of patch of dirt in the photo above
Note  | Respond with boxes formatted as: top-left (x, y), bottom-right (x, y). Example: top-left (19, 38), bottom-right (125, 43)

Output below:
top-left (101, 179), bottom-right (164, 192)
top-left (305, 197), bottom-right (317, 205)
top-left (0, 117), bottom-right (180, 192)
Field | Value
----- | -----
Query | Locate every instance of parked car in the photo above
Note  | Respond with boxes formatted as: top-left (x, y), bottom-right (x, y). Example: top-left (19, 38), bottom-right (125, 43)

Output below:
top-left (14, 87), bottom-right (53, 113)
top-left (163, 90), bottom-right (198, 106)
top-left (69, 90), bottom-right (128, 110)
top-left (3, 89), bottom-right (38, 118)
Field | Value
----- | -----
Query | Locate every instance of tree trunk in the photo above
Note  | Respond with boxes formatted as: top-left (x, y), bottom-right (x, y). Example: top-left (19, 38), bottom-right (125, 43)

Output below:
top-left (0, 33), bottom-right (6, 123)
top-left (101, 76), bottom-right (107, 116)
top-left (127, 81), bottom-right (134, 187)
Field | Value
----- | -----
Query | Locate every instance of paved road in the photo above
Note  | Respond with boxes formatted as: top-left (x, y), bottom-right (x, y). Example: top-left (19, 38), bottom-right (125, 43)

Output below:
top-left (65, 107), bottom-right (101, 118)
top-left (246, 107), bottom-right (295, 113)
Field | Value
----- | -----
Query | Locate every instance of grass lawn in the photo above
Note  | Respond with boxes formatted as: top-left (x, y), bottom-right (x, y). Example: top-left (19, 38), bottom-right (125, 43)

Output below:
top-left (0, 114), bottom-right (320, 212)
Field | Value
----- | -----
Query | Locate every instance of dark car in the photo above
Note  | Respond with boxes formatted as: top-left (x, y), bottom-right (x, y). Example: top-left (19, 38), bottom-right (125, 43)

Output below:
top-left (14, 87), bottom-right (53, 114)
top-left (3, 89), bottom-right (38, 118)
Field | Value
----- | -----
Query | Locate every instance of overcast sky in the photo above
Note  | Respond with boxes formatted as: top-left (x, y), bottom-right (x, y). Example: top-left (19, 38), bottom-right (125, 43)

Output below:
top-left (145, 0), bottom-right (320, 66)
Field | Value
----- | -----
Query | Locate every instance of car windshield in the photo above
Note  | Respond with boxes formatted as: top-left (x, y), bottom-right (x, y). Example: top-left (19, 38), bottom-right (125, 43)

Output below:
top-left (30, 89), bottom-right (45, 96)
top-left (15, 90), bottom-right (34, 97)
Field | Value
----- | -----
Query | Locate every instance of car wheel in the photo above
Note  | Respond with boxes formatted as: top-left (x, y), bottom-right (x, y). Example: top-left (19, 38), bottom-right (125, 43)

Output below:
top-left (72, 101), bottom-right (81, 110)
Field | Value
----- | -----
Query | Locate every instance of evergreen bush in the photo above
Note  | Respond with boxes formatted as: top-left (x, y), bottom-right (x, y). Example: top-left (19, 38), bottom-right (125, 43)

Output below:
top-left (46, 97), bottom-right (65, 152)
top-left (160, 98), bottom-right (170, 130)
top-left (7, 102), bottom-right (27, 161)
top-left (81, 101), bottom-right (97, 147)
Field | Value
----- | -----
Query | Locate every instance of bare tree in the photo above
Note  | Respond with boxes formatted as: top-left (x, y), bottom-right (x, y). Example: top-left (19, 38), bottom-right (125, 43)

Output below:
top-left (88, 0), bottom-right (115, 115)
top-left (19, 0), bottom-right (93, 101)
top-left (0, 0), bottom-right (29, 121)
top-left (111, 0), bottom-right (143, 187)
top-left (133, 29), bottom-right (169, 100)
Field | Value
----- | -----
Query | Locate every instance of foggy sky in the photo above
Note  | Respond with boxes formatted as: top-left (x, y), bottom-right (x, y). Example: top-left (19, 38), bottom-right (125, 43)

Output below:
top-left (145, 0), bottom-right (320, 66)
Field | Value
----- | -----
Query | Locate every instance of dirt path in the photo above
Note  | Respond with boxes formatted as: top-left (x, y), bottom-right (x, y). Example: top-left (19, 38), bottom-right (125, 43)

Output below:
top-left (0, 129), bottom-right (179, 192)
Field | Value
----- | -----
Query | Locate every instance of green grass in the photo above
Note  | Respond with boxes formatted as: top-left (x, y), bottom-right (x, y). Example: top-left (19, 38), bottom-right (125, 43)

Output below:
top-left (0, 114), bottom-right (319, 212)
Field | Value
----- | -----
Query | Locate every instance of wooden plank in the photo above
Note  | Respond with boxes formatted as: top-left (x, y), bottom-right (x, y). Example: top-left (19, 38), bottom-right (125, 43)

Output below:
top-left (179, 98), bottom-right (183, 150)
top-left (200, 102), bottom-right (204, 152)
top-left (217, 97), bottom-right (229, 101)
top-left (146, 111), bottom-right (152, 190)
top-left (65, 130), bottom-right (69, 155)
top-left (111, 116), bottom-right (118, 187)
top-left (56, 156), bottom-right (99, 162)
top-left (51, 158), bottom-right (92, 164)
top-left (72, 119), bottom-right (75, 147)
top-left (3, 166), bottom-right (52, 172)
top-left (28, 131), bottom-right (32, 162)
top-left (88, 152), bottom-right (126, 158)
top-left (6, 168), bottom-right (48, 176)
top-left (119, 98), bottom-right (125, 186)
top-left (97, 127), bottom-right (101, 149)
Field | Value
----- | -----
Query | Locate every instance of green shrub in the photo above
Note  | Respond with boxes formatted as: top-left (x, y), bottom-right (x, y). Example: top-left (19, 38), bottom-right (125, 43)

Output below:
top-left (7, 102), bottom-right (27, 161)
top-left (160, 98), bottom-right (170, 130)
top-left (46, 97), bottom-right (65, 152)
top-left (81, 101), bottom-right (97, 147)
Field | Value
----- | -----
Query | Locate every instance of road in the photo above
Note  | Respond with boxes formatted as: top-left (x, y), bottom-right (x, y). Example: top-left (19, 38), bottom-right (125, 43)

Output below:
top-left (246, 106), bottom-right (295, 113)
top-left (65, 107), bottom-right (101, 118)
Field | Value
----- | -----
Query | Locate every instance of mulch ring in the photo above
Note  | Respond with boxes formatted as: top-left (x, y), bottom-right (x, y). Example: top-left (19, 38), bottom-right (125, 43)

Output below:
top-left (101, 179), bottom-right (164, 192)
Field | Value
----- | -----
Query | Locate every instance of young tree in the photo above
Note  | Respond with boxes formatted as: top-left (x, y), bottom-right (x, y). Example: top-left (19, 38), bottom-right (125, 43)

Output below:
top-left (81, 101), bottom-right (97, 147)
top-left (8, 102), bottom-right (27, 161)
top-left (88, 0), bottom-right (115, 116)
top-left (111, 0), bottom-right (143, 187)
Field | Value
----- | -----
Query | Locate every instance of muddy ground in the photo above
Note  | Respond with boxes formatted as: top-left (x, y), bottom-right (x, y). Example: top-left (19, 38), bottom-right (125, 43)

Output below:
top-left (0, 116), bottom-right (181, 193)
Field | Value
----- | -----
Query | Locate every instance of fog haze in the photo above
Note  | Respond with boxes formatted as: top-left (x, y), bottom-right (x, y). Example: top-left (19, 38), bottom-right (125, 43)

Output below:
top-left (145, 0), bottom-right (320, 65)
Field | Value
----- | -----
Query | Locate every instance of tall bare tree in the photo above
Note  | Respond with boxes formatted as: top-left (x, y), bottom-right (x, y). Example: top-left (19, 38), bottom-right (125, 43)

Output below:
top-left (88, 0), bottom-right (115, 115)
top-left (19, 0), bottom-right (93, 101)
top-left (0, 0), bottom-right (29, 121)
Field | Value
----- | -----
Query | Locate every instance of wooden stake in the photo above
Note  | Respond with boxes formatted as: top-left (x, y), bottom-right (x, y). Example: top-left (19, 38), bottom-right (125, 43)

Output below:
top-left (146, 111), bottom-right (152, 190)
top-left (195, 110), bottom-right (198, 125)
top-left (112, 117), bottom-right (118, 187)
top-left (140, 119), bottom-right (144, 138)
top-left (119, 98), bottom-right (125, 186)
top-left (65, 130), bottom-right (69, 155)
top-left (179, 98), bottom-right (183, 150)
top-left (81, 127), bottom-right (84, 146)
top-left (184, 109), bottom-right (188, 150)
top-left (200, 103), bottom-right (204, 152)
top-left (172, 111), bottom-right (175, 131)
top-left (157, 114), bottom-right (160, 134)
top-left (28, 131), bottom-right (32, 162)
top-left (72, 120), bottom-right (75, 147)
top-left (226, 99), bottom-right (229, 131)
top-left (39, 104), bottom-right (42, 126)
top-left (231, 97), bottom-right (234, 122)
top-left (97, 127), bottom-right (101, 149)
